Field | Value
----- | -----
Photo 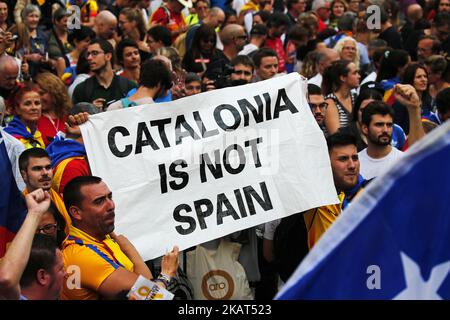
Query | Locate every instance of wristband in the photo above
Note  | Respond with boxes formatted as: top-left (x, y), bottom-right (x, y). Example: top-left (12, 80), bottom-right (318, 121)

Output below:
top-left (156, 273), bottom-right (171, 287)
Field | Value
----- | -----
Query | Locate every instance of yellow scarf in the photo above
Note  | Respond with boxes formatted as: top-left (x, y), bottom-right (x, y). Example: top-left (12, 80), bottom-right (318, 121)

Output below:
top-left (23, 188), bottom-right (71, 236)
top-left (64, 226), bottom-right (134, 272)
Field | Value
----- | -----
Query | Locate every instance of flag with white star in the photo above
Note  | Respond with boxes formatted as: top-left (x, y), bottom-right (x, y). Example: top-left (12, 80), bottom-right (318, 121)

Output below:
top-left (276, 121), bottom-right (450, 300)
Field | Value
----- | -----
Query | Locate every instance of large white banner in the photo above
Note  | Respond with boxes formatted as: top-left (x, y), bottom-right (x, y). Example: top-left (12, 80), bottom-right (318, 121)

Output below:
top-left (80, 73), bottom-right (339, 260)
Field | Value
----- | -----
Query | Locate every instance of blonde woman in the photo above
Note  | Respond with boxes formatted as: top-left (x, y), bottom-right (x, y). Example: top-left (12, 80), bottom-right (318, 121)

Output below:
top-left (334, 36), bottom-right (360, 69)
top-left (34, 73), bottom-right (72, 146)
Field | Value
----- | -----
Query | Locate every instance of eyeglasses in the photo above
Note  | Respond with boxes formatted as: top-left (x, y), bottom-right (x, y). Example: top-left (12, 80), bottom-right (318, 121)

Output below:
top-left (233, 70), bottom-right (253, 76)
top-left (309, 102), bottom-right (328, 110)
top-left (37, 223), bottom-right (58, 235)
top-left (235, 35), bottom-right (248, 40)
top-left (85, 50), bottom-right (104, 58)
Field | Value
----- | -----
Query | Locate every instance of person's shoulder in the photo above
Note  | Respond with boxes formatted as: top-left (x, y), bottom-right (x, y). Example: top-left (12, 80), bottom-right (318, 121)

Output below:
top-left (358, 148), bottom-right (369, 158)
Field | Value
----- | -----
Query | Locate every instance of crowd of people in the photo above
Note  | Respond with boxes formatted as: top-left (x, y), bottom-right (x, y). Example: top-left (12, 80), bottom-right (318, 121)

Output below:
top-left (1, 0), bottom-right (450, 300)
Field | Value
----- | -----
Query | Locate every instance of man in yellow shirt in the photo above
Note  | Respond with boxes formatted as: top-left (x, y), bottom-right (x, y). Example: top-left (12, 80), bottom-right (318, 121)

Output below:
top-left (61, 176), bottom-right (179, 300)
top-left (304, 130), bottom-right (370, 248)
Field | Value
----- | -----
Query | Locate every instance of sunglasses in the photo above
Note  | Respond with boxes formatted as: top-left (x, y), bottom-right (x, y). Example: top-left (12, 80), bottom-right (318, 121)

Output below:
top-left (309, 102), bottom-right (328, 110)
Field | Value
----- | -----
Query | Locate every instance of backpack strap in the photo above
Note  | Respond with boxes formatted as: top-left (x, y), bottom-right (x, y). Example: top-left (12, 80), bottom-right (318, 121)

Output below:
top-left (120, 97), bottom-right (138, 108)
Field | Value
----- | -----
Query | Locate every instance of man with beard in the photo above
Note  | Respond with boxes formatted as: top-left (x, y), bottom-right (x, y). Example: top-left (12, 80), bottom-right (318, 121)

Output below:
top-left (72, 39), bottom-right (137, 109)
top-left (19, 148), bottom-right (72, 235)
top-left (358, 101), bottom-right (404, 179)
top-left (61, 176), bottom-right (179, 300)
top-left (307, 84), bottom-right (327, 132)
top-left (303, 130), bottom-right (371, 248)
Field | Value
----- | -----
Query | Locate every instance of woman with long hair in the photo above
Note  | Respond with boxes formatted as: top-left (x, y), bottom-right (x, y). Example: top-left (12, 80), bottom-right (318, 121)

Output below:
top-left (329, 0), bottom-right (349, 30)
top-left (16, 5), bottom-right (54, 77)
top-left (34, 73), bottom-right (72, 146)
top-left (322, 60), bottom-right (361, 135)
top-left (334, 36), bottom-right (361, 69)
top-left (393, 63), bottom-right (434, 134)
top-left (322, 60), bottom-right (361, 134)
top-left (4, 84), bottom-right (44, 149)
top-left (182, 24), bottom-right (218, 75)
top-left (119, 7), bottom-right (149, 54)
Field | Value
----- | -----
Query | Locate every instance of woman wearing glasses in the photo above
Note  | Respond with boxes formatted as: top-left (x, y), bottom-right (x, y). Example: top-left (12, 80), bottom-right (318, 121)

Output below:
top-left (36, 202), bottom-right (66, 247)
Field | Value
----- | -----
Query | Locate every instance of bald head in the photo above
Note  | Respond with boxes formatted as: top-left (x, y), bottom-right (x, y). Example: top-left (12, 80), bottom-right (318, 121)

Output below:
top-left (407, 4), bottom-right (423, 23)
top-left (220, 24), bottom-right (245, 46)
top-left (317, 48), bottom-right (340, 74)
top-left (0, 55), bottom-right (19, 90)
top-left (95, 10), bottom-right (118, 40)
top-left (206, 7), bottom-right (225, 28)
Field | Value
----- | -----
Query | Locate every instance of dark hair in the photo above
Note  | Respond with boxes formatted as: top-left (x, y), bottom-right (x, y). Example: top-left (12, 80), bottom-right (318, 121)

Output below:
top-left (402, 63), bottom-right (432, 107)
top-left (147, 25), bottom-right (172, 47)
top-left (20, 234), bottom-right (57, 288)
top-left (267, 12), bottom-right (290, 28)
top-left (436, 87), bottom-right (450, 115)
top-left (89, 39), bottom-right (115, 66)
top-left (185, 72), bottom-right (201, 84)
top-left (321, 60), bottom-right (352, 95)
top-left (253, 10), bottom-right (271, 24)
top-left (376, 49), bottom-right (410, 82)
top-left (192, 24), bottom-right (216, 56)
top-left (63, 176), bottom-right (102, 212)
top-left (19, 148), bottom-right (50, 172)
top-left (116, 38), bottom-right (140, 65)
top-left (308, 83), bottom-right (322, 96)
top-left (288, 25), bottom-right (309, 42)
top-left (337, 12), bottom-right (356, 32)
top-left (231, 55), bottom-right (255, 71)
top-left (68, 25), bottom-right (95, 46)
top-left (76, 49), bottom-right (90, 75)
top-left (326, 129), bottom-right (358, 151)
top-left (139, 59), bottom-right (172, 90)
top-left (352, 89), bottom-right (383, 123)
top-left (46, 202), bottom-right (67, 248)
top-left (252, 48), bottom-right (277, 68)
top-left (433, 12), bottom-right (450, 28)
top-left (361, 101), bottom-right (394, 127)
top-left (70, 102), bottom-right (101, 116)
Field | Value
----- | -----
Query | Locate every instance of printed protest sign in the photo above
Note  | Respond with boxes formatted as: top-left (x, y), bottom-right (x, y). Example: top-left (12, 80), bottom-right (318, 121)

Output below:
top-left (80, 73), bottom-right (339, 260)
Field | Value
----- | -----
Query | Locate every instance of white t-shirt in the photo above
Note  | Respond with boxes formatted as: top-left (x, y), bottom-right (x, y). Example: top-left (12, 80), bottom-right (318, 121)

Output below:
top-left (308, 73), bottom-right (322, 87)
top-left (358, 147), bottom-right (404, 179)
